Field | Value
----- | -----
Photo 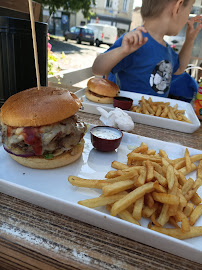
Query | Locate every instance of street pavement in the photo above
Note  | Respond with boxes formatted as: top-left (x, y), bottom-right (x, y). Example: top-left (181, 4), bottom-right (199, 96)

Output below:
top-left (49, 37), bottom-right (109, 72)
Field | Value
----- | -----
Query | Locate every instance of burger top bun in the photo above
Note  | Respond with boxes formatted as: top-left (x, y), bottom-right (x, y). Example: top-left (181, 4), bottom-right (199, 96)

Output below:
top-left (87, 77), bottom-right (119, 97)
top-left (1, 87), bottom-right (81, 127)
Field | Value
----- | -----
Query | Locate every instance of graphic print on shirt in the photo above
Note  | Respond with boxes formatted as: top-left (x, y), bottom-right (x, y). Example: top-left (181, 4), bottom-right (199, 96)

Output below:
top-left (149, 60), bottom-right (173, 95)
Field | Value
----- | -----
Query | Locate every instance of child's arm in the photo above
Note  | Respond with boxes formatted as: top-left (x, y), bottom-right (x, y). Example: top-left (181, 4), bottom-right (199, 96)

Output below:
top-left (175, 15), bottom-right (202, 75)
top-left (92, 26), bottom-right (148, 76)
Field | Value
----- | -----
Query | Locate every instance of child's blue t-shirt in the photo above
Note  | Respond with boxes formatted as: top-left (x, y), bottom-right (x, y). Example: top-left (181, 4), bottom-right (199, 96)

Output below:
top-left (107, 30), bottom-right (180, 97)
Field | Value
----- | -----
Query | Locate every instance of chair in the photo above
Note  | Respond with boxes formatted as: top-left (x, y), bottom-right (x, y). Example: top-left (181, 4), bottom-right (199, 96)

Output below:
top-left (169, 72), bottom-right (199, 103)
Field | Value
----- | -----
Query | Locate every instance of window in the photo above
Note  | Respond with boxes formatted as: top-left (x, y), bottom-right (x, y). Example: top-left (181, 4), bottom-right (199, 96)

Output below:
top-left (70, 27), bottom-right (76, 33)
top-left (122, 0), bottom-right (129, 12)
top-left (105, 0), bottom-right (113, 8)
top-left (90, 0), bottom-right (97, 7)
top-left (85, 29), bottom-right (94, 34)
top-left (75, 27), bottom-right (80, 34)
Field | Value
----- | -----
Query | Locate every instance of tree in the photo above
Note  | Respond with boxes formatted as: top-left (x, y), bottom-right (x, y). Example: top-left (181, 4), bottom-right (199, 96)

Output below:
top-left (35, 0), bottom-right (96, 18)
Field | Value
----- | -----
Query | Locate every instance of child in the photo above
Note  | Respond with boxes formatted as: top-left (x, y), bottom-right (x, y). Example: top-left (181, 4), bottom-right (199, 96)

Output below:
top-left (92, 0), bottom-right (202, 98)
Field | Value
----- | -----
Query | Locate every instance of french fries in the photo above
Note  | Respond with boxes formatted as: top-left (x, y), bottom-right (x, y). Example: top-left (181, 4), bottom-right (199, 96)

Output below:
top-left (102, 180), bottom-right (135, 196)
top-left (198, 160), bottom-right (202, 178)
top-left (152, 192), bottom-right (180, 205)
top-left (136, 167), bottom-right (146, 187)
top-left (107, 205), bottom-right (141, 226)
top-left (110, 182), bottom-right (155, 216)
top-left (151, 226), bottom-right (202, 240)
top-left (133, 197), bottom-right (144, 220)
top-left (131, 97), bottom-right (192, 124)
top-left (68, 144), bottom-right (202, 240)
top-left (68, 176), bottom-right (109, 188)
top-left (78, 194), bottom-right (126, 208)
top-left (166, 164), bottom-right (175, 190)
top-left (189, 205), bottom-right (202, 226)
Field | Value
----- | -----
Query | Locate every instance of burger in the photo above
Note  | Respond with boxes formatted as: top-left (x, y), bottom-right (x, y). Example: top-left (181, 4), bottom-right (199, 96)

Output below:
top-left (0, 87), bottom-right (86, 169)
top-left (85, 77), bottom-right (119, 104)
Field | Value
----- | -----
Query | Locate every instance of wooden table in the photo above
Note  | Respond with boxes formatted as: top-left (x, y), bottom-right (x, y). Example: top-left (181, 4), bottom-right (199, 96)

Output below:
top-left (0, 111), bottom-right (202, 270)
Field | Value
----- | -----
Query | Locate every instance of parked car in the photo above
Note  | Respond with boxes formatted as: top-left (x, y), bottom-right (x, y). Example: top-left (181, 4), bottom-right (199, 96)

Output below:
top-left (64, 26), bottom-right (94, 45)
top-left (164, 35), bottom-right (185, 53)
top-left (87, 23), bottom-right (117, 47)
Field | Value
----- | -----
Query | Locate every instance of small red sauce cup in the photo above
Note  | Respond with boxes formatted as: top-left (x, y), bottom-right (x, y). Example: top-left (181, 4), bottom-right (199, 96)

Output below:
top-left (90, 126), bottom-right (123, 152)
top-left (113, 96), bottom-right (133, 110)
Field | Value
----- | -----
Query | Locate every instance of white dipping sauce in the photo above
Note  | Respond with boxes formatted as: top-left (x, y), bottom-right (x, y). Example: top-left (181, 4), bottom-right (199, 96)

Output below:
top-left (91, 127), bottom-right (122, 140)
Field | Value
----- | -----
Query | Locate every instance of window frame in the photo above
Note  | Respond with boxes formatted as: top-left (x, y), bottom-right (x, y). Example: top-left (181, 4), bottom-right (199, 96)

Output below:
top-left (122, 0), bottom-right (130, 12)
top-left (105, 0), bottom-right (113, 8)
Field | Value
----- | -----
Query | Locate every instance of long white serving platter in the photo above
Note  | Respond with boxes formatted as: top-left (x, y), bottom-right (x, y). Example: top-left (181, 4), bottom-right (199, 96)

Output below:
top-left (0, 128), bottom-right (202, 264)
top-left (75, 89), bottom-right (201, 133)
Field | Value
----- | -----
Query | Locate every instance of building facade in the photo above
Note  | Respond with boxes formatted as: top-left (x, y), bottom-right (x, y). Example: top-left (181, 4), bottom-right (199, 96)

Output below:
top-left (43, 0), bottom-right (133, 37)
top-left (130, 7), bottom-right (142, 30)
top-left (89, 0), bottom-right (134, 36)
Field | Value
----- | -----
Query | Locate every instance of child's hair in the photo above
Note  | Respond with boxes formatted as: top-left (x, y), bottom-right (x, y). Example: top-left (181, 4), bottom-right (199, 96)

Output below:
top-left (141, 0), bottom-right (191, 19)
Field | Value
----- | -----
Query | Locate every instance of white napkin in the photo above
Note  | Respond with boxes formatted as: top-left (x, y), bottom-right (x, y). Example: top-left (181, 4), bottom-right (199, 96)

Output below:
top-left (97, 107), bottom-right (135, 132)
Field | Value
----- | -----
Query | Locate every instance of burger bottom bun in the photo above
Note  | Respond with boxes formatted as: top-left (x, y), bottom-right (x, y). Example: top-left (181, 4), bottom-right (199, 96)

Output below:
top-left (85, 89), bottom-right (113, 104)
top-left (9, 139), bottom-right (85, 169)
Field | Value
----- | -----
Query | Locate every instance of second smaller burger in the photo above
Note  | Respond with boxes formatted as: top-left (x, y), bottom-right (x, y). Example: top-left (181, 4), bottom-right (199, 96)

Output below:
top-left (85, 77), bottom-right (119, 104)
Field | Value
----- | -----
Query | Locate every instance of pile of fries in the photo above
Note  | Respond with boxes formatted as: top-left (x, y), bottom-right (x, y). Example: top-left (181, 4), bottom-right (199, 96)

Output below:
top-left (68, 142), bottom-right (202, 240)
top-left (131, 96), bottom-right (192, 124)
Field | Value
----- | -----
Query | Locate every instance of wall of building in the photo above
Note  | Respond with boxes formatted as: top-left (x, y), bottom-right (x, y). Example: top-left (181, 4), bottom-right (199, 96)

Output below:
top-left (73, 10), bottom-right (88, 28)
top-left (89, 0), bottom-right (133, 36)
top-left (130, 7), bottom-right (143, 30)
top-left (117, 0), bottom-right (133, 20)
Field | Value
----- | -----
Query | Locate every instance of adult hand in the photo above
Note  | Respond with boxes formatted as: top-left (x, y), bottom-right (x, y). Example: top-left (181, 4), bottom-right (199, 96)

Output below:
top-left (121, 26), bottom-right (148, 55)
top-left (186, 15), bottom-right (202, 43)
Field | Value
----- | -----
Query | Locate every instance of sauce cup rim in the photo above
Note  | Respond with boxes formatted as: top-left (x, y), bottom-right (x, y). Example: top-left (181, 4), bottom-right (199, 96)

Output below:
top-left (113, 96), bottom-right (133, 103)
top-left (90, 126), bottom-right (123, 141)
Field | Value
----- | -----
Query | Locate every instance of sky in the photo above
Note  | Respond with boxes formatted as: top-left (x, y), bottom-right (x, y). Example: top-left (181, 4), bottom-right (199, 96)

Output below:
top-left (133, 0), bottom-right (142, 8)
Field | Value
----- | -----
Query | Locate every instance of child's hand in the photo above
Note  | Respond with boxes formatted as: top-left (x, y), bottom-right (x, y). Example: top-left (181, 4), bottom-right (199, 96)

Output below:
top-left (186, 15), bottom-right (202, 43)
top-left (121, 26), bottom-right (148, 55)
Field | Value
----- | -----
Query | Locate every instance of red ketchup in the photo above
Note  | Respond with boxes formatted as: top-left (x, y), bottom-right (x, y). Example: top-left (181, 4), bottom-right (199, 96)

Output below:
top-left (7, 126), bottom-right (14, 138)
top-left (23, 127), bottom-right (42, 156)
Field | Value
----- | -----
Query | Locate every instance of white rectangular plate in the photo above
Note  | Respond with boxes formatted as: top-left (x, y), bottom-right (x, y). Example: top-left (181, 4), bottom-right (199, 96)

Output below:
top-left (0, 128), bottom-right (202, 264)
top-left (76, 89), bottom-right (201, 133)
